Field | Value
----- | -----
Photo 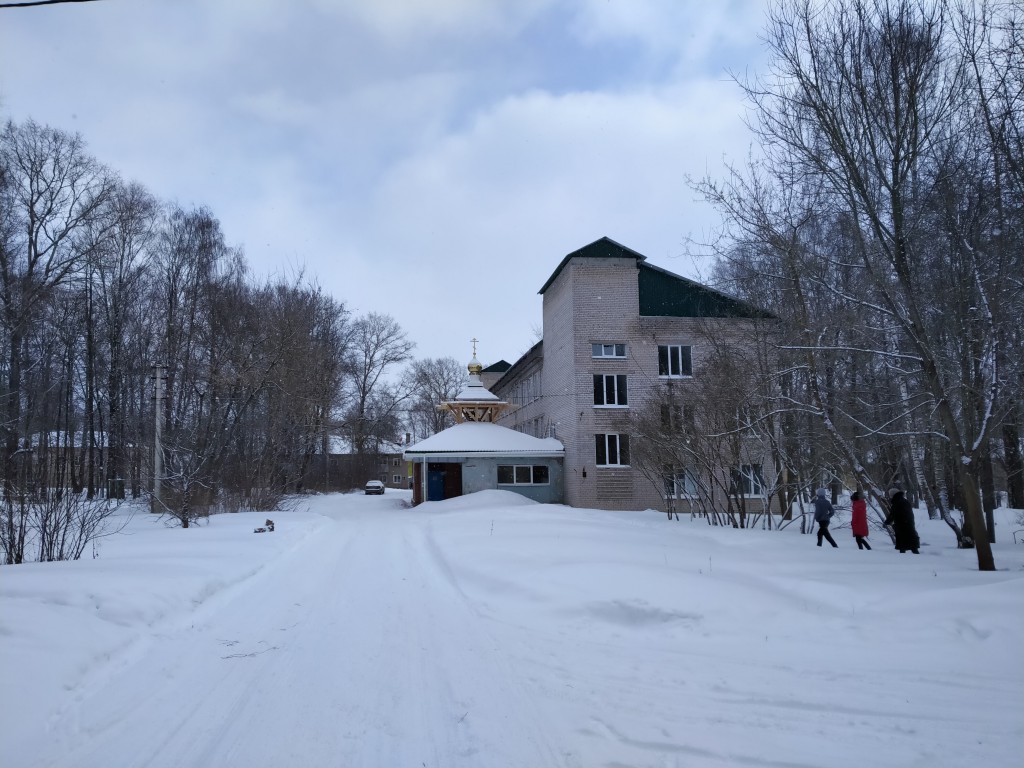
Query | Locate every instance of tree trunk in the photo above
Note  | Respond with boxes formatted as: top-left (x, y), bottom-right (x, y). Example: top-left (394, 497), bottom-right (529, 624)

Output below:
top-left (1003, 409), bottom-right (1024, 509)
top-left (979, 447), bottom-right (997, 543)
top-left (85, 276), bottom-right (97, 500)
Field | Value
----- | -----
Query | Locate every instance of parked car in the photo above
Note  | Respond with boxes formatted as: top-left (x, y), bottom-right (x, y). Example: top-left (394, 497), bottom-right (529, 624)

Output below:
top-left (364, 480), bottom-right (385, 495)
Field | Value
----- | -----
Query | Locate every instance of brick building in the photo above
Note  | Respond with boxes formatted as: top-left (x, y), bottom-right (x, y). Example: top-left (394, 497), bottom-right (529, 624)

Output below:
top-left (488, 237), bottom-right (774, 513)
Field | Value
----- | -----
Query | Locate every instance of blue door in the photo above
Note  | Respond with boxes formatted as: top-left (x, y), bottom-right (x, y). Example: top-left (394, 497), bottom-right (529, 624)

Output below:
top-left (427, 470), bottom-right (446, 501)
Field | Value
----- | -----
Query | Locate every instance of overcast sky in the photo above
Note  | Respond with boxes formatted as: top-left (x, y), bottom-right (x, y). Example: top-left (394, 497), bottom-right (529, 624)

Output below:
top-left (1, 0), bottom-right (768, 368)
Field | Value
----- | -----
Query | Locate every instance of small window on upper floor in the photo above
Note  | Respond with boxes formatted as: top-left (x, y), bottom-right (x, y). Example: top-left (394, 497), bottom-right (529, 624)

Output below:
top-left (593, 374), bottom-right (628, 407)
top-left (658, 345), bottom-right (693, 377)
top-left (592, 343), bottom-right (626, 359)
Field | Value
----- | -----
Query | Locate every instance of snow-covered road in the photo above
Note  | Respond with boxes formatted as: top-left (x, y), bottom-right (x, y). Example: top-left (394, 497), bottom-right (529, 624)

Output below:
top-left (32, 495), bottom-right (563, 767)
top-left (5, 490), bottom-right (1023, 768)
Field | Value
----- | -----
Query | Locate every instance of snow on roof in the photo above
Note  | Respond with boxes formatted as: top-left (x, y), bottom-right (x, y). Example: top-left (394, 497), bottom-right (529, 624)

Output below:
top-left (453, 379), bottom-right (501, 401)
top-left (452, 356), bottom-right (501, 402)
top-left (404, 421), bottom-right (563, 458)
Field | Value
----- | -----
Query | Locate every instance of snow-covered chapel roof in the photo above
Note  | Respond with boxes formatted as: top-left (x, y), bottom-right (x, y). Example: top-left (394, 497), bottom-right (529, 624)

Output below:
top-left (453, 354), bottom-right (500, 402)
top-left (403, 422), bottom-right (563, 459)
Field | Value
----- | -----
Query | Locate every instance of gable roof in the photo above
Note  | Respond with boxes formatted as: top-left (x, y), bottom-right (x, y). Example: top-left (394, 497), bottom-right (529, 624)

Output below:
top-left (537, 237), bottom-right (771, 318)
top-left (538, 236), bottom-right (646, 295)
top-left (638, 263), bottom-right (774, 319)
top-left (481, 360), bottom-right (511, 373)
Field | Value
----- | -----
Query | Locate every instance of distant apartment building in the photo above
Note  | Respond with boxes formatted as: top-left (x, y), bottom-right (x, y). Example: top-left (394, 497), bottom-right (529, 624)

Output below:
top-left (488, 237), bottom-right (775, 513)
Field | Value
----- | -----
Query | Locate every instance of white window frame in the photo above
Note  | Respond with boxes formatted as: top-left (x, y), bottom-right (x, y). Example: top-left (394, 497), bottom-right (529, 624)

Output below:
top-left (732, 464), bottom-right (766, 497)
top-left (592, 343), bottom-right (626, 359)
top-left (392, 474), bottom-right (401, 484)
top-left (658, 344), bottom-right (693, 378)
top-left (593, 374), bottom-right (628, 407)
top-left (496, 464), bottom-right (550, 486)
top-left (595, 433), bottom-right (630, 467)
top-left (664, 468), bottom-right (699, 498)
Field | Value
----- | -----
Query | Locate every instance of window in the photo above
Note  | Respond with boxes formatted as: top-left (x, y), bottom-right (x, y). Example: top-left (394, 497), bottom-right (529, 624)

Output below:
top-left (658, 345), bottom-right (693, 377)
top-left (592, 343), bottom-right (626, 358)
top-left (731, 464), bottom-right (766, 497)
top-left (660, 403), bottom-right (695, 431)
top-left (593, 374), bottom-right (628, 407)
top-left (511, 371), bottom-right (541, 407)
top-left (392, 475), bottom-right (401, 484)
top-left (595, 433), bottom-right (630, 466)
top-left (392, 458), bottom-right (400, 467)
top-left (664, 468), bottom-right (699, 498)
top-left (497, 465), bottom-right (550, 485)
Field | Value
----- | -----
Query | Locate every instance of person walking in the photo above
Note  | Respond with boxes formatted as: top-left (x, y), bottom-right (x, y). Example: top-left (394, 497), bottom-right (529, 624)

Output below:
top-left (850, 491), bottom-right (871, 550)
top-left (884, 488), bottom-right (920, 554)
top-left (813, 487), bottom-right (838, 547)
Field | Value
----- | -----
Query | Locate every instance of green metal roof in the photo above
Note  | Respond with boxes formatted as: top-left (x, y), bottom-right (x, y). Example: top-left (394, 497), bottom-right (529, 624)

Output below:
top-left (638, 263), bottom-right (773, 319)
top-left (537, 237), bottom-right (772, 319)
top-left (538, 237), bottom-right (646, 294)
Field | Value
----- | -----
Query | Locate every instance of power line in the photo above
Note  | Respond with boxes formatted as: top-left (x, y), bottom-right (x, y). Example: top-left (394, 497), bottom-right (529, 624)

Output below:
top-left (0, 0), bottom-right (103, 8)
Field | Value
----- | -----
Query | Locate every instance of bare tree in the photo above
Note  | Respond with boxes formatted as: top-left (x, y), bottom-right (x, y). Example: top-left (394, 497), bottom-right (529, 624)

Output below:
top-left (405, 356), bottom-right (466, 438)
top-left (629, 320), bottom-right (786, 529)
top-left (696, 0), bottom-right (1023, 569)
top-left (0, 119), bottom-right (112, 562)
top-left (344, 312), bottom-right (414, 454)
top-left (93, 182), bottom-right (159, 499)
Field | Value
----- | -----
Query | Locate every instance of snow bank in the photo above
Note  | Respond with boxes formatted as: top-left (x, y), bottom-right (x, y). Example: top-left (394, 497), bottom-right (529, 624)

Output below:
top-left (0, 504), bottom-right (328, 749)
top-left (1, 494), bottom-right (1021, 768)
top-left (418, 488), bottom-right (538, 512)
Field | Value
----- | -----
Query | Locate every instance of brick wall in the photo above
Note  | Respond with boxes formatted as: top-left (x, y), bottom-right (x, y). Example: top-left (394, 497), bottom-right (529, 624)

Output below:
top-left (495, 251), bottom-right (776, 515)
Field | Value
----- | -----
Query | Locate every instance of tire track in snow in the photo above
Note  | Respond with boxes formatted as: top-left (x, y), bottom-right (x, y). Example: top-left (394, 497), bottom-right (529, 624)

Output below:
top-left (403, 520), bottom-right (565, 767)
top-left (32, 503), bottom-right (565, 768)
top-left (36, 514), bottom-right (362, 768)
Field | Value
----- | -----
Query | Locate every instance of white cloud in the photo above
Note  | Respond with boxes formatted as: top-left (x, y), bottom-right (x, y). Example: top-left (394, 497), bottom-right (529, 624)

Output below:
top-left (0, 0), bottom-right (766, 365)
top-left (330, 78), bottom-right (751, 362)
top-left (339, 0), bottom-right (551, 42)
top-left (569, 0), bottom-right (767, 66)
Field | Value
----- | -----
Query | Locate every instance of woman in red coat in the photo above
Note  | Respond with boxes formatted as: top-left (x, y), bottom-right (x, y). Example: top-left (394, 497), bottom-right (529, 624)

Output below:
top-left (851, 491), bottom-right (871, 550)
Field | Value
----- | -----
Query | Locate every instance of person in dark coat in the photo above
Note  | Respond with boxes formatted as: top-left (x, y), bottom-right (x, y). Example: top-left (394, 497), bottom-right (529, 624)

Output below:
top-left (813, 488), bottom-right (838, 547)
top-left (850, 491), bottom-right (871, 550)
top-left (884, 488), bottom-right (920, 554)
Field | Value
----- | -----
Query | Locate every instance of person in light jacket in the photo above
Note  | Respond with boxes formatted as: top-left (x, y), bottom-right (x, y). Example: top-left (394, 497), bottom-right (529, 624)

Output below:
top-left (850, 491), bottom-right (871, 550)
top-left (813, 488), bottom-right (838, 547)
top-left (884, 488), bottom-right (920, 554)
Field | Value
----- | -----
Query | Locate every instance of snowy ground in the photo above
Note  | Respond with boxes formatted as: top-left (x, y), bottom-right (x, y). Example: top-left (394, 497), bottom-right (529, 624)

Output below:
top-left (1, 491), bottom-right (1022, 768)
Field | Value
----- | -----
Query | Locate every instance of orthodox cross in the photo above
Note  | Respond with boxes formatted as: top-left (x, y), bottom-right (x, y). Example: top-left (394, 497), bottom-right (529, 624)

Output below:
top-left (471, 337), bottom-right (479, 357)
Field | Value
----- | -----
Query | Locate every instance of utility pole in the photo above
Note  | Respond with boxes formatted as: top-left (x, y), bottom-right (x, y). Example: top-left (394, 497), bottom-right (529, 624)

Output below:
top-left (151, 363), bottom-right (167, 512)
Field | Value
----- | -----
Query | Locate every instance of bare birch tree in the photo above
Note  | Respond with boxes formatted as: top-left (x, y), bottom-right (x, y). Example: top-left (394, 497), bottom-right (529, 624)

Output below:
top-left (697, 0), bottom-right (1023, 569)
top-left (0, 119), bottom-right (111, 562)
